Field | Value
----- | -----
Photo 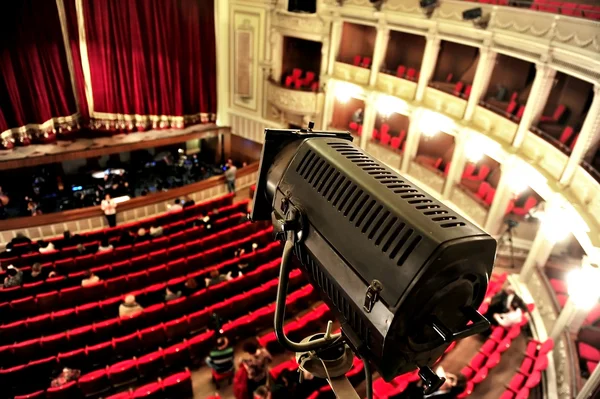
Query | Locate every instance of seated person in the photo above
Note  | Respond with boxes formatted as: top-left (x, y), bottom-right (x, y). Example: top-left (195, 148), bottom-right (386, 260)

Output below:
top-left (81, 270), bottom-right (101, 287)
top-left (38, 240), bottom-right (56, 254)
top-left (30, 263), bottom-right (44, 281)
top-left (205, 269), bottom-right (231, 287)
top-left (75, 243), bottom-right (87, 255)
top-left (205, 337), bottom-right (235, 373)
top-left (397, 366), bottom-right (466, 399)
top-left (137, 228), bottom-right (149, 242)
top-left (119, 294), bottom-right (144, 317)
top-left (164, 287), bottom-right (182, 302)
top-left (4, 265), bottom-right (23, 288)
top-left (168, 198), bottom-right (183, 212)
top-left (183, 277), bottom-right (199, 296)
top-left (183, 195), bottom-right (195, 208)
top-left (483, 287), bottom-right (526, 328)
top-left (97, 237), bottom-right (114, 253)
top-left (149, 224), bottom-right (164, 237)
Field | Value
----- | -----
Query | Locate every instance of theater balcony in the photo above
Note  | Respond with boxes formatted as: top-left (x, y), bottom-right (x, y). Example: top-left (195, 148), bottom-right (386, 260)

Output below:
top-left (332, 22), bottom-right (376, 86)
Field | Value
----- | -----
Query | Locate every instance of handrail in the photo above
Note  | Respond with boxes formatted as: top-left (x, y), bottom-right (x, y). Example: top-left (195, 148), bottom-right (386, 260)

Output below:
top-left (0, 163), bottom-right (259, 232)
top-left (456, 0), bottom-right (600, 19)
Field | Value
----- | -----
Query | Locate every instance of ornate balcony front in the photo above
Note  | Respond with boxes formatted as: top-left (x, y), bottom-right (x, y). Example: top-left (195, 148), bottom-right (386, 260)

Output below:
top-left (471, 105), bottom-right (518, 145)
top-left (519, 132), bottom-right (570, 181)
top-left (449, 184), bottom-right (489, 227)
top-left (375, 73), bottom-right (417, 102)
top-left (422, 87), bottom-right (467, 120)
top-left (333, 62), bottom-right (370, 86)
top-left (568, 167), bottom-right (600, 239)
top-left (267, 81), bottom-right (324, 116)
top-left (365, 140), bottom-right (402, 170)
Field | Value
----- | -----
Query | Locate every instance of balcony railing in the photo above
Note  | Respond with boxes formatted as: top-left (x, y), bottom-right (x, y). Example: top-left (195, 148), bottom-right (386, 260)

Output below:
top-left (266, 80), bottom-right (323, 116)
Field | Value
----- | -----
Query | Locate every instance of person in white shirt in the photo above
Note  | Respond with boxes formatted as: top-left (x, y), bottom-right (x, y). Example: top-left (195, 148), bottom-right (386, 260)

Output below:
top-left (38, 240), bottom-right (55, 253)
top-left (119, 294), bottom-right (144, 318)
top-left (97, 237), bottom-right (113, 253)
top-left (149, 224), bottom-right (163, 237)
top-left (494, 306), bottom-right (523, 328)
top-left (168, 199), bottom-right (183, 213)
top-left (81, 270), bottom-right (101, 287)
top-left (101, 193), bottom-right (117, 227)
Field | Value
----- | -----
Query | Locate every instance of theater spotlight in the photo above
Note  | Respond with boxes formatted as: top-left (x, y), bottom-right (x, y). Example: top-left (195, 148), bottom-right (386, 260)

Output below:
top-left (369, 0), bottom-right (385, 11)
top-left (251, 123), bottom-right (496, 398)
top-left (462, 7), bottom-right (490, 29)
top-left (420, 0), bottom-right (438, 16)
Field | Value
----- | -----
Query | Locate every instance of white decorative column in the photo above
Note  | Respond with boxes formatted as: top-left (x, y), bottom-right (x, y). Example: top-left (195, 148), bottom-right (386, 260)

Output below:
top-left (560, 85), bottom-right (600, 185)
top-left (520, 225), bottom-right (556, 282)
top-left (549, 297), bottom-right (578, 343)
top-left (327, 17), bottom-right (343, 76)
top-left (464, 47), bottom-right (497, 121)
top-left (577, 363), bottom-right (600, 399)
top-left (320, 36), bottom-right (330, 78)
top-left (401, 110), bottom-right (422, 173)
top-left (369, 23), bottom-right (389, 87)
top-left (269, 28), bottom-right (283, 83)
top-left (512, 64), bottom-right (556, 148)
top-left (215, 0), bottom-right (231, 126)
top-left (360, 93), bottom-right (377, 150)
top-left (322, 81), bottom-right (336, 130)
top-left (415, 34), bottom-right (441, 102)
top-left (441, 132), bottom-right (467, 199)
top-left (483, 160), bottom-right (514, 235)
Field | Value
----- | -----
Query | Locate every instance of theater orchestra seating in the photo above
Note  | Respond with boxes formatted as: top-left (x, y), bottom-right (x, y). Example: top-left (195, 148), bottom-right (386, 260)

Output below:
top-left (0, 193), bottom-right (334, 398)
top-left (464, 0), bottom-right (600, 20)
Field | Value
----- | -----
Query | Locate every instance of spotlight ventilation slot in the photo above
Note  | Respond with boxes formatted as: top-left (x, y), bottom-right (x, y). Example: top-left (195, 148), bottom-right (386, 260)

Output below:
top-left (328, 142), bottom-right (467, 230)
top-left (294, 244), bottom-right (371, 347)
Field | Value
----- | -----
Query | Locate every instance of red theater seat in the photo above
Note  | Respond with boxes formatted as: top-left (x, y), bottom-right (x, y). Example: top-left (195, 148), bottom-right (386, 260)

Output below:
top-left (396, 65), bottom-right (406, 78)
top-left (161, 369), bottom-right (193, 397)
top-left (163, 342), bottom-right (189, 368)
top-left (79, 368), bottom-right (111, 396)
top-left (132, 381), bottom-right (162, 399)
top-left (108, 359), bottom-right (139, 386)
top-left (46, 380), bottom-right (79, 399)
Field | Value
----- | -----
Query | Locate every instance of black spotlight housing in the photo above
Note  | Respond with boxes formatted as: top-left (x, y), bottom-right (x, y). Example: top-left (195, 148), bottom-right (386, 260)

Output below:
top-left (252, 128), bottom-right (496, 381)
top-left (420, 0), bottom-right (437, 8)
top-left (463, 7), bottom-right (483, 20)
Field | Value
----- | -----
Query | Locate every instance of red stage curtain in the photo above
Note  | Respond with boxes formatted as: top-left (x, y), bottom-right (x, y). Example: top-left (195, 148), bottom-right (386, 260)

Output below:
top-left (0, 1), bottom-right (78, 146)
top-left (81, 0), bottom-right (217, 130)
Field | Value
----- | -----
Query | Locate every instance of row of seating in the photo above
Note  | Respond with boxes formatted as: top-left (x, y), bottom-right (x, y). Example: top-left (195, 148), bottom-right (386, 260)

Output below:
top-left (1, 193), bottom-right (236, 264)
top-left (499, 338), bottom-right (553, 399)
top-left (1, 265), bottom-right (307, 396)
top-left (283, 68), bottom-right (319, 91)
top-left (1, 245), bottom-right (281, 365)
top-left (0, 222), bottom-right (270, 323)
top-left (0, 209), bottom-right (249, 303)
top-left (352, 55), bottom-right (372, 69)
top-left (0, 198), bottom-right (248, 278)
top-left (373, 125), bottom-right (407, 151)
top-left (21, 368), bottom-right (195, 399)
top-left (393, 65), bottom-right (418, 81)
top-left (453, 81), bottom-right (473, 100)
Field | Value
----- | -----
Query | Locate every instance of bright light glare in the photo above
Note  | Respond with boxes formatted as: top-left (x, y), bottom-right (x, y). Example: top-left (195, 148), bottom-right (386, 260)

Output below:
top-left (540, 206), bottom-right (572, 243)
top-left (334, 82), bottom-right (361, 104)
top-left (567, 268), bottom-right (600, 309)
top-left (506, 169), bottom-right (529, 195)
top-left (377, 95), bottom-right (408, 118)
top-left (464, 139), bottom-right (484, 163)
top-left (418, 110), bottom-right (453, 137)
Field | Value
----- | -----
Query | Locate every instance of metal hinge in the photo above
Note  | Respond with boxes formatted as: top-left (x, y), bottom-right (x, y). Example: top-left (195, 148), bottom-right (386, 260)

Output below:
top-left (363, 279), bottom-right (383, 313)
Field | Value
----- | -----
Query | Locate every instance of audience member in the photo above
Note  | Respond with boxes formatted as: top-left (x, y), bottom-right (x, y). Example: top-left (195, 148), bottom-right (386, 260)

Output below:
top-left (225, 164), bottom-right (237, 193)
top-left (48, 270), bottom-right (58, 278)
top-left (76, 243), bottom-right (87, 255)
top-left (137, 227), bottom-right (149, 241)
top-left (169, 199), bottom-right (183, 212)
top-left (101, 193), bottom-right (117, 227)
top-left (30, 263), bottom-right (44, 281)
top-left (119, 294), bottom-right (144, 317)
top-left (149, 224), bottom-right (164, 237)
top-left (7, 232), bottom-right (32, 254)
top-left (38, 240), bottom-right (56, 254)
top-left (241, 341), bottom-right (272, 395)
top-left (183, 195), bottom-right (195, 208)
top-left (205, 269), bottom-right (231, 287)
top-left (206, 337), bottom-right (235, 373)
top-left (183, 277), bottom-right (199, 296)
top-left (164, 287), bottom-right (182, 302)
top-left (483, 287), bottom-right (526, 329)
top-left (62, 230), bottom-right (72, 247)
top-left (81, 270), bottom-right (101, 287)
top-left (97, 237), bottom-right (114, 253)
top-left (4, 265), bottom-right (23, 288)
top-left (51, 368), bottom-right (81, 388)
top-left (398, 366), bottom-right (466, 399)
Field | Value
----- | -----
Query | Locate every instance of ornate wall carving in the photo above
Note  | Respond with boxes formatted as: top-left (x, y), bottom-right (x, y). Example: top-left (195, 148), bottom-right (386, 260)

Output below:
top-left (267, 81), bottom-right (323, 115)
top-left (333, 62), bottom-right (370, 86)
top-left (491, 8), bottom-right (555, 39)
top-left (519, 133), bottom-right (569, 180)
top-left (272, 11), bottom-right (326, 35)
